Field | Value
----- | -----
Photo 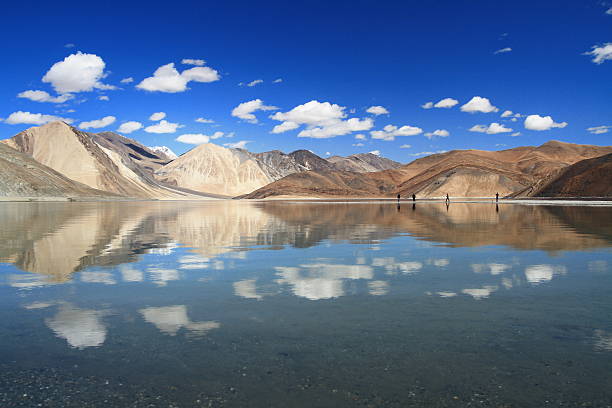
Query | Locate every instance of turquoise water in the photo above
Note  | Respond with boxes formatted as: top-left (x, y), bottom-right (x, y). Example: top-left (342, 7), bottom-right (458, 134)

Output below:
top-left (0, 201), bottom-right (611, 407)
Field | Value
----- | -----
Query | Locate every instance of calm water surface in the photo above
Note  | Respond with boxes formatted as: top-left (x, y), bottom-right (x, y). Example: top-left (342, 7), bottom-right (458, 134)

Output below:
top-left (0, 201), bottom-right (611, 407)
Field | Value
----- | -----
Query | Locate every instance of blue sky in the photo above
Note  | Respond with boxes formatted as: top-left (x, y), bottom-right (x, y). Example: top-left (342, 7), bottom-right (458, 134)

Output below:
top-left (1, 0), bottom-right (610, 162)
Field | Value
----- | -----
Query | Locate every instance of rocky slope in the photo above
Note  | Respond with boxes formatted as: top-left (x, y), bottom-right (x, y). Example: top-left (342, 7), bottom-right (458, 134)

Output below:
top-left (2, 122), bottom-right (207, 199)
top-left (327, 153), bottom-right (401, 172)
top-left (243, 141), bottom-right (612, 199)
top-left (0, 142), bottom-right (117, 199)
top-left (533, 153), bottom-right (612, 197)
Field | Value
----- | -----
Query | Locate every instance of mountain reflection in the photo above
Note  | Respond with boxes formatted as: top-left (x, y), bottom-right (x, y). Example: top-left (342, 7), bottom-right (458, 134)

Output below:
top-left (0, 201), bottom-right (610, 284)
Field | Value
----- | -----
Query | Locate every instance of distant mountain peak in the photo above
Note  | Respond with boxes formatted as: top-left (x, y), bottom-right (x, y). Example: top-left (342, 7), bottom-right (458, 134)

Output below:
top-left (150, 146), bottom-right (178, 160)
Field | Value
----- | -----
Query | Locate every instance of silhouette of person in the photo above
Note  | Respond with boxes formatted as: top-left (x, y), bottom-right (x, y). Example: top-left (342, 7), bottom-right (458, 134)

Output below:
top-left (412, 203), bottom-right (416, 211)
top-left (445, 193), bottom-right (450, 204)
top-left (496, 192), bottom-right (499, 202)
top-left (412, 193), bottom-right (416, 202)
top-left (397, 194), bottom-right (400, 203)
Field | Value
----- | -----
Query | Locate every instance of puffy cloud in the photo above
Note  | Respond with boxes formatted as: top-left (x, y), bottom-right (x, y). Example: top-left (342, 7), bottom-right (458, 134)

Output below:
top-left (369, 150), bottom-right (380, 156)
top-left (469, 122), bottom-right (513, 134)
top-left (587, 125), bottom-right (611, 134)
top-left (271, 100), bottom-right (373, 138)
top-left (433, 98), bottom-right (458, 108)
top-left (247, 79), bottom-right (263, 87)
top-left (79, 115), bottom-right (116, 129)
top-left (421, 101), bottom-right (434, 109)
top-left (136, 63), bottom-right (219, 93)
top-left (584, 43), bottom-right (612, 64)
top-left (370, 124), bottom-right (423, 141)
top-left (273, 78), bottom-right (283, 83)
top-left (98, 95), bottom-right (109, 101)
top-left (408, 150), bottom-right (448, 157)
top-left (524, 115), bottom-right (567, 131)
top-left (117, 121), bottom-right (143, 134)
top-left (501, 110), bottom-right (513, 118)
top-left (354, 133), bottom-right (367, 140)
top-left (460, 96), bottom-right (499, 113)
top-left (232, 99), bottom-right (278, 123)
top-left (42, 52), bottom-right (115, 94)
top-left (195, 117), bottom-right (214, 123)
top-left (424, 129), bottom-right (450, 139)
top-left (494, 47), bottom-right (512, 54)
top-left (149, 112), bottom-right (166, 121)
top-left (400, 144), bottom-right (412, 149)
top-left (3, 111), bottom-right (72, 125)
top-left (120, 77), bottom-right (134, 84)
top-left (181, 59), bottom-right (205, 66)
top-left (224, 140), bottom-right (250, 149)
top-left (210, 131), bottom-right (224, 139)
top-left (511, 132), bottom-right (521, 137)
top-left (366, 105), bottom-right (389, 115)
top-left (144, 120), bottom-right (183, 133)
top-left (17, 90), bottom-right (74, 103)
top-left (176, 133), bottom-right (210, 144)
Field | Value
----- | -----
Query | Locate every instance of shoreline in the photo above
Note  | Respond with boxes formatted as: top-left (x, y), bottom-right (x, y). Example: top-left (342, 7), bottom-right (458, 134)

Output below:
top-left (0, 196), bottom-right (611, 205)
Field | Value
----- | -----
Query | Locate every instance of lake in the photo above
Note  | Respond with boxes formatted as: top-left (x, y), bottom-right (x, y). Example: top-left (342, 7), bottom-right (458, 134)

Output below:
top-left (0, 201), bottom-right (611, 407)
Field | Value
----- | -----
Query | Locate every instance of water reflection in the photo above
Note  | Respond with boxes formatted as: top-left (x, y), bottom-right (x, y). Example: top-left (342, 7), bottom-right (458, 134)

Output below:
top-left (139, 305), bottom-right (220, 337)
top-left (45, 303), bottom-right (108, 349)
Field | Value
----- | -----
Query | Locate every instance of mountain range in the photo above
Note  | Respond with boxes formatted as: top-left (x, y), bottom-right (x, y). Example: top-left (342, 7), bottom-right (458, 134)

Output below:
top-left (0, 121), bottom-right (610, 200)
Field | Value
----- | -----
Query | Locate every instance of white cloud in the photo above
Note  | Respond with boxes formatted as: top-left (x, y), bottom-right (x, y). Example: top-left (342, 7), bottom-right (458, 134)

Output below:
top-left (98, 95), bottom-right (109, 101)
top-left (247, 79), bottom-right (263, 87)
top-left (469, 122), bottom-right (513, 134)
top-left (79, 115), bottom-right (116, 129)
top-left (273, 78), bottom-right (283, 83)
top-left (460, 96), bottom-right (499, 113)
top-left (232, 99), bottom-right (278, 123)
top-left (353, 142), bottom-right (364, 147)
top-left (42, 52), bottom-right (115, 94)
top-left (17, 90), bottom-right (74, 103)
top-left (369, 150), bottom-right (380, 156)
top-left (524, 115), bottom-right (567, 131)
top-left (224, 140), bottom-right (250, 149)
top-left (181, 59), bottom-right (205, 66)
top-left (120, 77), bottom-right (134, 84)
top-left (117, 121), bottom-right (143, 134)
top-left (195, 117), bottom-right (214, 123)
top-left (433, 98), bottom-right (459, 108)
top-left (511, 132), bottom-right (521, 136)
top-left (424, 129), bottom-right (450, 139)
top-left (584, 43), bottom-right (612, 64)
top-left (501, 110), bottom-right (513, 118)
top-left (400, 144), bottom-right (412, 149)
top-left (176, 133), bottom-right (210, 144)
top-left (354, 133), bottom-right (367, 140)
top-left (144, 120), bottom-right (183, 133)
top-left (370, 124), bottom-right (423, 141)
top-left (3, 111), bottom-right (73, 125)
top-left (607, 7), bottom-right (612, 14)
top-left (271, 100), bottom-right (373, 138)
top-left (149, 112), bottom-right (166, 121)
top-left (494, 47), bottom-right (512, 54)
top-left (587, 125), bottom-right (611, 134)
top-left (136, 63), bottom-right (219, 93)
top-left (408, 150), bottom-right (448, 157)
top-left (366, 105), bottom-right (389, 115)
top-left (421, 102), bottom-right (434, 109)
top-left (210, 131), bottom-right (224, 139)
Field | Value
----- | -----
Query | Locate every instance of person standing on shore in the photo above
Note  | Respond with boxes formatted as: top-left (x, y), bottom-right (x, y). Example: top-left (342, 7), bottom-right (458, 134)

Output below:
top-left (412, 193), bottom-right (416, 202)
top-left (397, 194), bottom-right (401, 203)
top-left (445, 194), bottom-right (450, 204)
top-left (496, 192), bottom-right (499, 202)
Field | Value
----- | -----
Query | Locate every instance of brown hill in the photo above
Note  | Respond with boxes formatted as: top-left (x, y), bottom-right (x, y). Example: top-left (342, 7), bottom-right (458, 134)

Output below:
top-left (533, 153), bottom-right (612, 197)
top-left (0, 142), bottom-right (117, 199)
top-left (327, 153), bottom-right (402, 172)
top-left (2, 122), bottom-right (207, 199)
top-left (242, 141), bottom-right (612, 199)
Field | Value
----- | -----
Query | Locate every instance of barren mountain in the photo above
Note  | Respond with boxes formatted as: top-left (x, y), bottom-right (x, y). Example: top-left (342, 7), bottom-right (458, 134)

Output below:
top-left (327, 153), bottom-right (402, 172)
top-left (150, 146), bottom-right (178, 160)
top-left (0, 142), bottom-right (118, 199)
top-left (94, 131), bottom-right (171, 173)
top-left (2, 121), bottom-right (208, 199)
top-left (243, 141), bottom-right (612, 199)
top-left (533, 153), bottom-right (612, 197)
